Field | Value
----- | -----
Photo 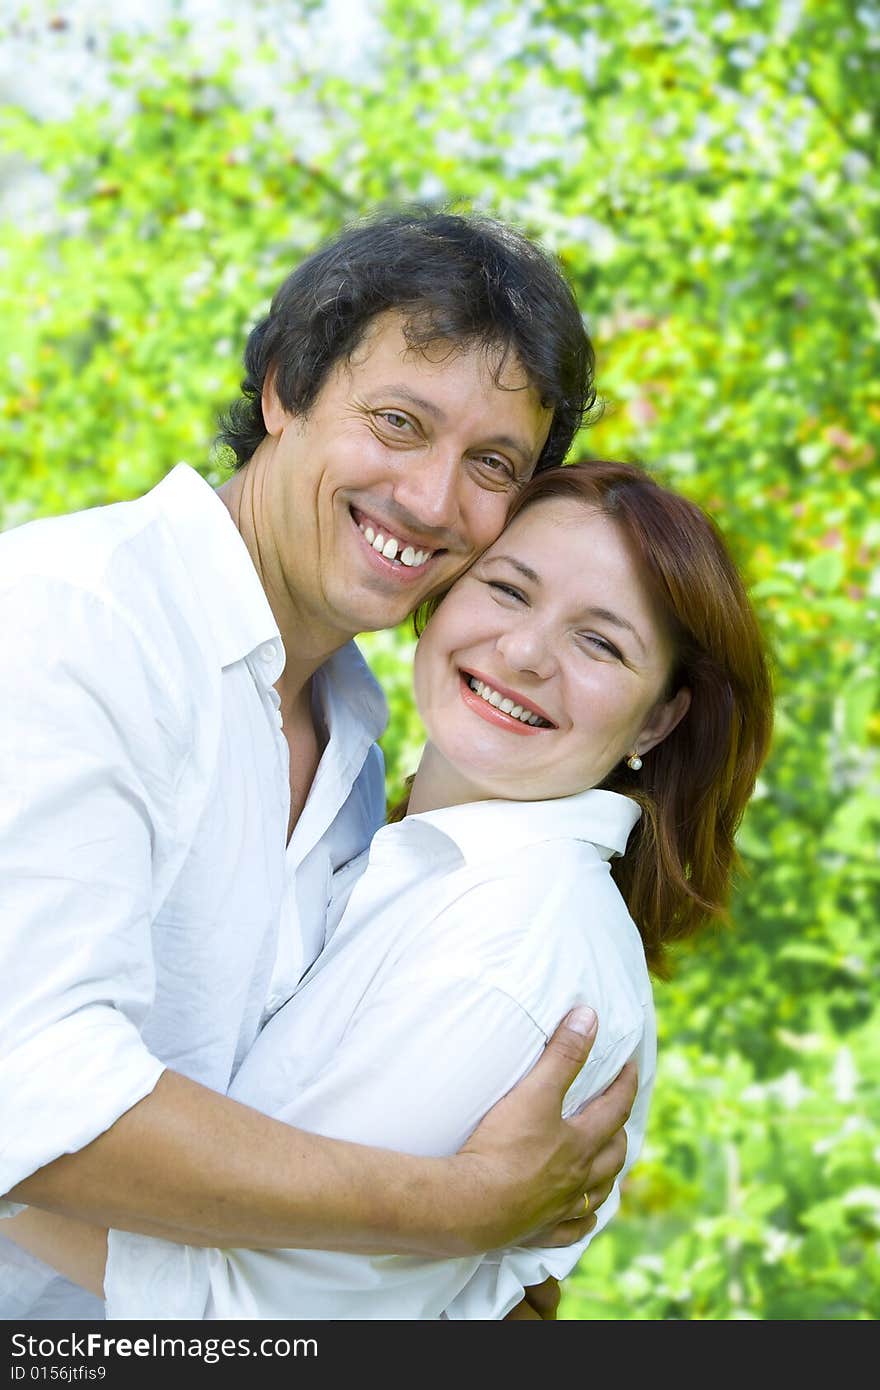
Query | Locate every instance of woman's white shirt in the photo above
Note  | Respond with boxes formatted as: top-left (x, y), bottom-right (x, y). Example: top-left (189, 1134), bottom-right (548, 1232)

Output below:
top-left (104, 788), bottom-right (655, 1321)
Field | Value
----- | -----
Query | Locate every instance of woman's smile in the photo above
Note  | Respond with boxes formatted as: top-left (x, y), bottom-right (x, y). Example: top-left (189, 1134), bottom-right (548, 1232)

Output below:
top-left (458, 669), bottom-right (557, 733)
top-left (412, 497), bottom-right (688, 808)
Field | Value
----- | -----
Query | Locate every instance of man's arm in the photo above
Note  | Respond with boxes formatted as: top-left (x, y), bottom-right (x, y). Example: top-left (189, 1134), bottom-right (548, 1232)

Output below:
top-left (9, 1010), bottom-right (633, 1259)
top-left (3, 1211), bottom-right (107, 1300)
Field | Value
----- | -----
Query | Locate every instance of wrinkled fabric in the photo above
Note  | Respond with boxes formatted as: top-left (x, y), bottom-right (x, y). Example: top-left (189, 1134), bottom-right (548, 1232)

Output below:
top-left (106, 789), bottom-right (656, 1321)
top-left (0, 464), bottom-right (387, 1319)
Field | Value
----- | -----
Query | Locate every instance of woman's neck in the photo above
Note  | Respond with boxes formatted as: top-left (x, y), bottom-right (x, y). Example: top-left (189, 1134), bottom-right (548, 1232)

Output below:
top-left (406, 743), bottom-right (492, 816)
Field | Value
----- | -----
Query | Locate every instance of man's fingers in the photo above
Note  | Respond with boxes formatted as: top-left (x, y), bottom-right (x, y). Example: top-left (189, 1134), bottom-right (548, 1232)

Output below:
top-left (522, 1275), bottom-right (561, 1319)
top-left (525, 1007), bottom-right (598, 1096)
top-left (560, 1194), bottom-right (592, 1221)
top-left (570, 1059), bottom-right (638, 1145)
top-left (587, 1127), bottom-right (628, 1199)
top-left (522, 1213), bottom-right (597, 1249)
top-left (585, 1173), bottom-right (615, 1216)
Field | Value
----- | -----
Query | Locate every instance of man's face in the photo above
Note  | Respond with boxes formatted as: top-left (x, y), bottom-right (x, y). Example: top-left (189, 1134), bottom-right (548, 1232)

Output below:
top-left (257, 312), bottom-right (553, 643)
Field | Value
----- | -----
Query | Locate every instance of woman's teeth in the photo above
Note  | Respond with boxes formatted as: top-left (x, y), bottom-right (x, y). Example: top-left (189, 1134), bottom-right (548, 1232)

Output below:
top-left (467, 676), bottom-right (551, 727)
top-left (358, 521), bottom-right (432, 568)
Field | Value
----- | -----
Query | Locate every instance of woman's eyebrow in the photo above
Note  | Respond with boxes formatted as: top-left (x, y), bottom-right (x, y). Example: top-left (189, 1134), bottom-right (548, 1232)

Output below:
top-left (484, 557), bottom-right (647, 654)
top-left (483, 555), bottom-right (542, 585)
top-left (583, 607), bottom-right (646, 656)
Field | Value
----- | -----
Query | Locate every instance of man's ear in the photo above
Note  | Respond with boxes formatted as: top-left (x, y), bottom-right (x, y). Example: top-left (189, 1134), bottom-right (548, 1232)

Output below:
top-left (261, 368), bottom-right (287, 437)
top-left (637, 686), bottom-right (692, 758)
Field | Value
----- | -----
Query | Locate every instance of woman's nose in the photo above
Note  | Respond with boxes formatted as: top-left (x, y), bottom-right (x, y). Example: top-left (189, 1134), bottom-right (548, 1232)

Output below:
top-left (495, 622), bottom-right (557, 680)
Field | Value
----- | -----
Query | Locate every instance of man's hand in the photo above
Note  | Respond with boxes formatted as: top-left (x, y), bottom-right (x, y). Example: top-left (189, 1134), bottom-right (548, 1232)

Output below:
top-left (453, 1006), bottom-right (637, 1252)
top-left (521, 1112), bottom-right (628, 1251)
top-left (504, 1276), bottom-right (561, 1320)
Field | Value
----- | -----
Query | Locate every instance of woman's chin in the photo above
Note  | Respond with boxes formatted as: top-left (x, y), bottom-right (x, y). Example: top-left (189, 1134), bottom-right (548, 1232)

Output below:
top-left (442, 762), bottom-right (541, 805)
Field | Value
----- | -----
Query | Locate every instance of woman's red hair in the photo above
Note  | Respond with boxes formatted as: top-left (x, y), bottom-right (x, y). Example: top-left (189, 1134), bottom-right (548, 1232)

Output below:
top-left (410, 460), bottom-right (775, 977)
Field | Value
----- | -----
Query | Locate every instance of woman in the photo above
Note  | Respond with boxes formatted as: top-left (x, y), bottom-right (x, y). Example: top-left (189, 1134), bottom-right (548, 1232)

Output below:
top-left (10, 460), bottom-right (773, 1318)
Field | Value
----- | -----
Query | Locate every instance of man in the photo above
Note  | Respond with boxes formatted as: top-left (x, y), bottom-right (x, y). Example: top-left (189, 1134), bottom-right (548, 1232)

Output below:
top-left (0, 208), bottom-right (635, 1320)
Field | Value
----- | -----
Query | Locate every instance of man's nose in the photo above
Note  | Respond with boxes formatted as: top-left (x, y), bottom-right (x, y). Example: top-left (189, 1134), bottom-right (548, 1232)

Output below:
top-left (391, 447), bottom-right (462, 535)
top-left (495, 623), bottom-right (557, 680)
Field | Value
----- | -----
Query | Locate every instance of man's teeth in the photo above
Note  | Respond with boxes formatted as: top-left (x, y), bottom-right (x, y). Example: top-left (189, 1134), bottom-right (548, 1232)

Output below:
top-left (358, 521), bottom-right (432, 568)
top-left (467, 677), bottom-right (551, 726)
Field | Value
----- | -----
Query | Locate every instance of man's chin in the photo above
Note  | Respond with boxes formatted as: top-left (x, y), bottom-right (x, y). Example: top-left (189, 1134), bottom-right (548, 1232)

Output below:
top-left (347, 580), bottom-right (442, 633)
top-left (328, 593), bottom-right (415, 638)
top-left (352, 606), bottom-right (417, 635)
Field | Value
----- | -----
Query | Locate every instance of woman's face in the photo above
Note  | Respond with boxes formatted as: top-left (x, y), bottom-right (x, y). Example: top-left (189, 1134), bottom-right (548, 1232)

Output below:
top-left (412, 496), bottom-right (690, 804)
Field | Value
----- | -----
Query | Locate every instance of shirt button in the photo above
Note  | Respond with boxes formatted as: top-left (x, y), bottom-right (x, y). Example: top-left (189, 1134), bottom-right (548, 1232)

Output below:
top-left (261, 644), bottom-right (276, 664)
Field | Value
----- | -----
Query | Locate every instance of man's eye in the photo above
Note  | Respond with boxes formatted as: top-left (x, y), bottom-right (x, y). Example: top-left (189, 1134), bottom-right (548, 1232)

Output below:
top-left (474, 454), bottom-right (515, 478)
top-left (377, 411), bottom-right (411, 430)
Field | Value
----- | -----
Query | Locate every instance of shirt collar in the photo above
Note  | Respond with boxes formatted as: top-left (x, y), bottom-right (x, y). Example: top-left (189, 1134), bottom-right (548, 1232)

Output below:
top-left (150, 463), bottom-right (281, 671)
top-left (314, 640), bottom-right (389, 754)
top-left (405, 788), bottom-right (641, 864)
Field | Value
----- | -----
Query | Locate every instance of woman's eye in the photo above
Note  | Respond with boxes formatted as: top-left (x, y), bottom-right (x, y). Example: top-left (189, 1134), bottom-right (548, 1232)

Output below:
top-left (488, 581), bottom-right (526, 603)
top-left (377, 411), bottom-right (411, 430)
top-left (582, 633), bottom-right (622, 660)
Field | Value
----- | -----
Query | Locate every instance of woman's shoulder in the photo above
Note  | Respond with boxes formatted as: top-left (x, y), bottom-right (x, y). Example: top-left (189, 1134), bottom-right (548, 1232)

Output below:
top-left (456, 831), bottom-right (628, 922)
top-left (406, 831), bottom-right (650, 1040)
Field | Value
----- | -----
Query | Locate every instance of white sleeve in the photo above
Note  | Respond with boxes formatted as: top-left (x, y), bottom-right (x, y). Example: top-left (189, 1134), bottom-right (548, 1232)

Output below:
top-left (106, 969), bottom-right (553, 1320)
top-left (107, 965), bottom-right (649, 1321)
top-left (0, 578), bottom-right (175, 1203)
top-left (442, 1019), bottom-right (653, 1320)
top-left (106, 848), bottom-right (652, 1322)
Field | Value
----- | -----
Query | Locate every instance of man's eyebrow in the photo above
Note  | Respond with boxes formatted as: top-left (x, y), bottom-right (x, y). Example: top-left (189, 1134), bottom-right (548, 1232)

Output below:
top-left (376, 386), bottom-right (449, 422)
top-left (372, 386), bottom-right (537, 464)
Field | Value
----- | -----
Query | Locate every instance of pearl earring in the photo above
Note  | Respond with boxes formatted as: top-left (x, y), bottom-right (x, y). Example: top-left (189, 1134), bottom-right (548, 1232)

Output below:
top-left (626, 752), bottom-right (643, 771)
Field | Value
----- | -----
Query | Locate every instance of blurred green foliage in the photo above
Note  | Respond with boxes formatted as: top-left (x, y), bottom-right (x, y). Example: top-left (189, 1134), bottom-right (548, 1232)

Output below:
top-left (1, 0), bottom-right (877, 1320)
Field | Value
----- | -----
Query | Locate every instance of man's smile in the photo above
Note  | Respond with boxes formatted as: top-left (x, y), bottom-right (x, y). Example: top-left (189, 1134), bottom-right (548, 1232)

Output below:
top-left (350, 505), bottom-right (444, 578)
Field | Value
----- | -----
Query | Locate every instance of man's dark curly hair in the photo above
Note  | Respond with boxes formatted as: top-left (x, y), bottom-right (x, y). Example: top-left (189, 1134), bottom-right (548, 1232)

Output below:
top-left (217, 206), bottom-right (596, 472)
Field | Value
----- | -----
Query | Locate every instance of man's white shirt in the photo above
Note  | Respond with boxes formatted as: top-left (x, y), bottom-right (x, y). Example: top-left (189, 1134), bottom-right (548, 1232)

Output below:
top-left (0, 464), bottom-right (387, 1318)
top-left (104, 788), bottom-right (656, 1322)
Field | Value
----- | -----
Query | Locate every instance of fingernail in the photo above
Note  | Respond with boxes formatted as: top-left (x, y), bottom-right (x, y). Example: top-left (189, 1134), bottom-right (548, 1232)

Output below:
top-left (567, 1006), bottom-right (597, 1037)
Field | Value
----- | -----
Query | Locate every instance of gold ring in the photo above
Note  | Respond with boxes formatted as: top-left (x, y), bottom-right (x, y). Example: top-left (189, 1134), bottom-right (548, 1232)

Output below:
top-left (583, 1193), bottom-right (591, 1216)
